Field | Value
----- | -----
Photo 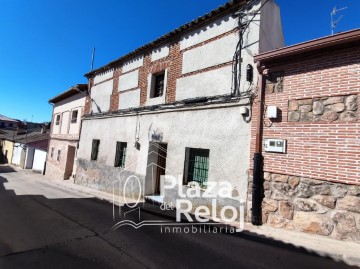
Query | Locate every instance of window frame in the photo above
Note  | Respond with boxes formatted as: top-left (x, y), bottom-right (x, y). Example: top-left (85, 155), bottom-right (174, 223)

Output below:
top-left (91, 139), bottom-right (100, 161)
top-left (150, 71), bottom-right (165, 99)
top-left (55, 114), bottom-right (60, 125)
top-left (71, 110), bottom-right (78, 124)
top-left (183, 147), bottom-right (210, 188)
top-left (57, 149), bottom-right (61, 161)
top-left (114, 142), bottom-right (127, 168)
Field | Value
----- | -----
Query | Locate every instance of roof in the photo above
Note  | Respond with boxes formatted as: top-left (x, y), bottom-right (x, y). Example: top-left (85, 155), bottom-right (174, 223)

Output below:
top-left (254, 28), bottom-right (360, 63)
top-left (48, 84), bottom-right (88, 104)
top-left (0, 127), bottom-right (49, 145)
top-left (85, 0), bottom-right (247, 77)
top-left (0, 114), bottom-right (18, 123)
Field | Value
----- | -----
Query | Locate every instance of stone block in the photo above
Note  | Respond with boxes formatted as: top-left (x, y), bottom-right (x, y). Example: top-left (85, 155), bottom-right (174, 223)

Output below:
top-left (272, 174), bottom-right (289, 183)
top-left (323, 96), bottom-right (344, 105)
top-left (312, 195), bottom-right (336, 209)
top-left (321, 111), bottom-right (338, 122)
top-left (313, 101), bottom-right (324, 115)
top-left (327, 103), bottom-right (345, 113)
top-left (279, 201), bottom-right (294, 219)
top-left (271, 191), bottom-right (289, 201)
top-left (293, 212), bottom-right (334, 236)
top-left (295, 183), bottom-right (313, 198)
top-left (337, 196), bottom-right (360, 214)
top-left (289, 176), bottom-right (300, 189)
top-left (331, 185), bottom-right (348, 198)
top-left (332, 211), bottom-right (360, 241)
top-left (295, 198), bottom-right (328, 213)
top-left (300, 112), bottom-right (314, 122)
top-left (288, 100), bottom-right (299, 111)
top-left (300, 177), bottom-right (322, 185)
top-left (264, 172), bottom-right (271, 181)
top-left (264, 190), bottom-right (272, 198)
top-left (345, 95), bottom-right (358, 111)
top-left (288, 111), bottom-right (300, 122)
top-left (339, 111), bottom-right (357, 122)
top-left (262, 198), bottom-right (278, 212)
top-left (298, 99), bottom-right (313, 105)
top-left (311, 185), bottom-right (331, 195)
top-left (268, 215), bottom-right (291, 228)
top-left (299, 105), bottom-right (312, 113)
top-left (348, 186), bottom-right (360, 196)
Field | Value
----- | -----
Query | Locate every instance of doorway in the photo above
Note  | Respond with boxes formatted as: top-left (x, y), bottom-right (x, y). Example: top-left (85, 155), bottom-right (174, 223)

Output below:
top-left (145, 142), bottom-right (167, 197)
top-left (64, 146), bottom-right (76, 179)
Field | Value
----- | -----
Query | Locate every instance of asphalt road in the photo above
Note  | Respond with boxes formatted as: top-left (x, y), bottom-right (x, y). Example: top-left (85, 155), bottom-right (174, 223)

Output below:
top-left (0, 165), bottom-right (354, 269)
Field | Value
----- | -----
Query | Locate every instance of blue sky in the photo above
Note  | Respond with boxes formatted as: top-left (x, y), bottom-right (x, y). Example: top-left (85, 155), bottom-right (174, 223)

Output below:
top-left (0, 0), bottom-right (359, 123)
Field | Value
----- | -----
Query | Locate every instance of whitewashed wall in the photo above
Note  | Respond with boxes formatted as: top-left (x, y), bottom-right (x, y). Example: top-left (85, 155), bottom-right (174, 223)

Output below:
top-left (78, 105), bottom-right (251, 200)
top-left (176, 66), bottom-right (233, 100)
top-left (94, 70), bottom-right (114, 84)
top-left (91, 80), bottom-right (113, 113)
top-left (33, 149), bottom-right (47, 173)
top-left (118, 70), bottom-right (139, 92)
top-left (12, 143), bottom-right (23, 166)
top-left (53, 93), bottom-right (86, 135)
top-left (182, 33), bottom-right (238, 74)
top-left (151, 44), bottom-right (169, 62)
top-left (180, 13), bottom-right (238, 50)
top-left (122, 56), bottom-right (144, 73)
top-left (118, 89), bottom-right (141, 109)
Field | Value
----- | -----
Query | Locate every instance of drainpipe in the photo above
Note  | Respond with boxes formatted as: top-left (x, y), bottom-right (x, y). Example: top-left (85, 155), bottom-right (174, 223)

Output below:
top-left (251, 62), bottom-right (267, 225)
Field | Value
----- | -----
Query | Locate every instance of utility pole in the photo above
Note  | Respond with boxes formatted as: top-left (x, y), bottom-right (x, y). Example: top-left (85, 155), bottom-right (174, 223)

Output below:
top-left (91, 47), bottom-right (96, 71)
top-left (331, 6), bottom-right (347, 35)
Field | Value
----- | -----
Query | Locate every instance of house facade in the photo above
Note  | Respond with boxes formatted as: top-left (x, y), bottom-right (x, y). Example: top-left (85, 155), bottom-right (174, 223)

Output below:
top-left (46, 84), bottom-right (88, 179)
top-left (75, 0), bottom-right (284, 213)
top-left (248, 29), bottom-right (360, 242)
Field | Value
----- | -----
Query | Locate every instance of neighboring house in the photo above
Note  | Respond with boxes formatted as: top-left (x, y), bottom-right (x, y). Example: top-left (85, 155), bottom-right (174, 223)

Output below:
top-left (0, 126), bottom-right (50, 173)
top-left (0, 129), bottom-right (16, 163)
top-left (0, 114), bottom-right (19, 130)
top-left (46, 84), bottom-right (88, 179)
top-left (249, 29), bottom-right (360, 242)
top-left (75, 0), bottom-right (284, 213)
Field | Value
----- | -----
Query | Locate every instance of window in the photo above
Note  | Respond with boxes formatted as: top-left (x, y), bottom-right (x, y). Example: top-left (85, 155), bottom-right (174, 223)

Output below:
top-left (57, 150), bottom-right (61, 161)
top-left (114, 142), bottom-right (127, 167)
top-left (91, 139), bottom-right (100, 161)
top-left (0, 122), bottom-right (4, 128)
top-left (151, 72), bottom-right (165, 98)
top-left (183, 148), bottom-right (210, 188)
top-left (50, 147), bottom-right (54, 158)
top-left (71, 110), bottom-right (78, 123)
top-left (55, 115), bottom-right (60, 125)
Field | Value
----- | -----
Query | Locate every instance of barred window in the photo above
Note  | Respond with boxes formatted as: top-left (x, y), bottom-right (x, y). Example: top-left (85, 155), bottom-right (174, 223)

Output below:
top-left (151, 72), bottom-right (165, 98)
top-left (114, 142), bottom-right (127, 168)
top-left (183, 148), bottom-right (210, 188)
top-left (57, 150), bottom-right (61, 161)
top-left (50, 147), bottom-right (54, 158)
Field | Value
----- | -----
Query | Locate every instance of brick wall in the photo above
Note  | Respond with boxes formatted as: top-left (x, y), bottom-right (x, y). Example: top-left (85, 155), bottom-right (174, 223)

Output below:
top-left (250, 44), bottom-right (360, 186)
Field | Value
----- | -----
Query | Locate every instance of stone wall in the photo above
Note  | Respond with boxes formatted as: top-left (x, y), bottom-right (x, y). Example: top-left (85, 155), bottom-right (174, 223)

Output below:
top-left (247, 172), bottom-right (360, 242)
top-left (75, 158), bottom-right (144, 198)
top-left (288, 94), bottom-right (358, 122)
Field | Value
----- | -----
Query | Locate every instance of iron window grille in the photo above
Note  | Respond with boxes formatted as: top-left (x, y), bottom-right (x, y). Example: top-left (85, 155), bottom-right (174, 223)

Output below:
top-left (114, 142), bottom-right (127, 168)
top-left (184, 148), bottom-right (210, 188)
top-left (50, 147), bottom-right (54, 158)
top-left (57, 150), bottom-right (61, 161)
top-left (71, 110), bottom-right (78, 123)
top-left (91, 139), bottom-right (100, 161)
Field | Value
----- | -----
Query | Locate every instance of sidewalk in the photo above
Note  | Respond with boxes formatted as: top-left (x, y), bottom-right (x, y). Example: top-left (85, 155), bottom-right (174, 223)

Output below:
top-left (12, 167), bottom-right (360, 267)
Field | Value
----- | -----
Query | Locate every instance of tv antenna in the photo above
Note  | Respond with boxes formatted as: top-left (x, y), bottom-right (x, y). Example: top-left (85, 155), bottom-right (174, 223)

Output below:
top-left (331, 6), bottom-right (347, 35)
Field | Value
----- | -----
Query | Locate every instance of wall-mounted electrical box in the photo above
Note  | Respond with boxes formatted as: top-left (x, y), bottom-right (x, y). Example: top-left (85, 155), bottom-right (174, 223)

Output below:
top-left (267, 106), bottom-right (278, 119)
top-left (264, 139), bottom-right (287, 153)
